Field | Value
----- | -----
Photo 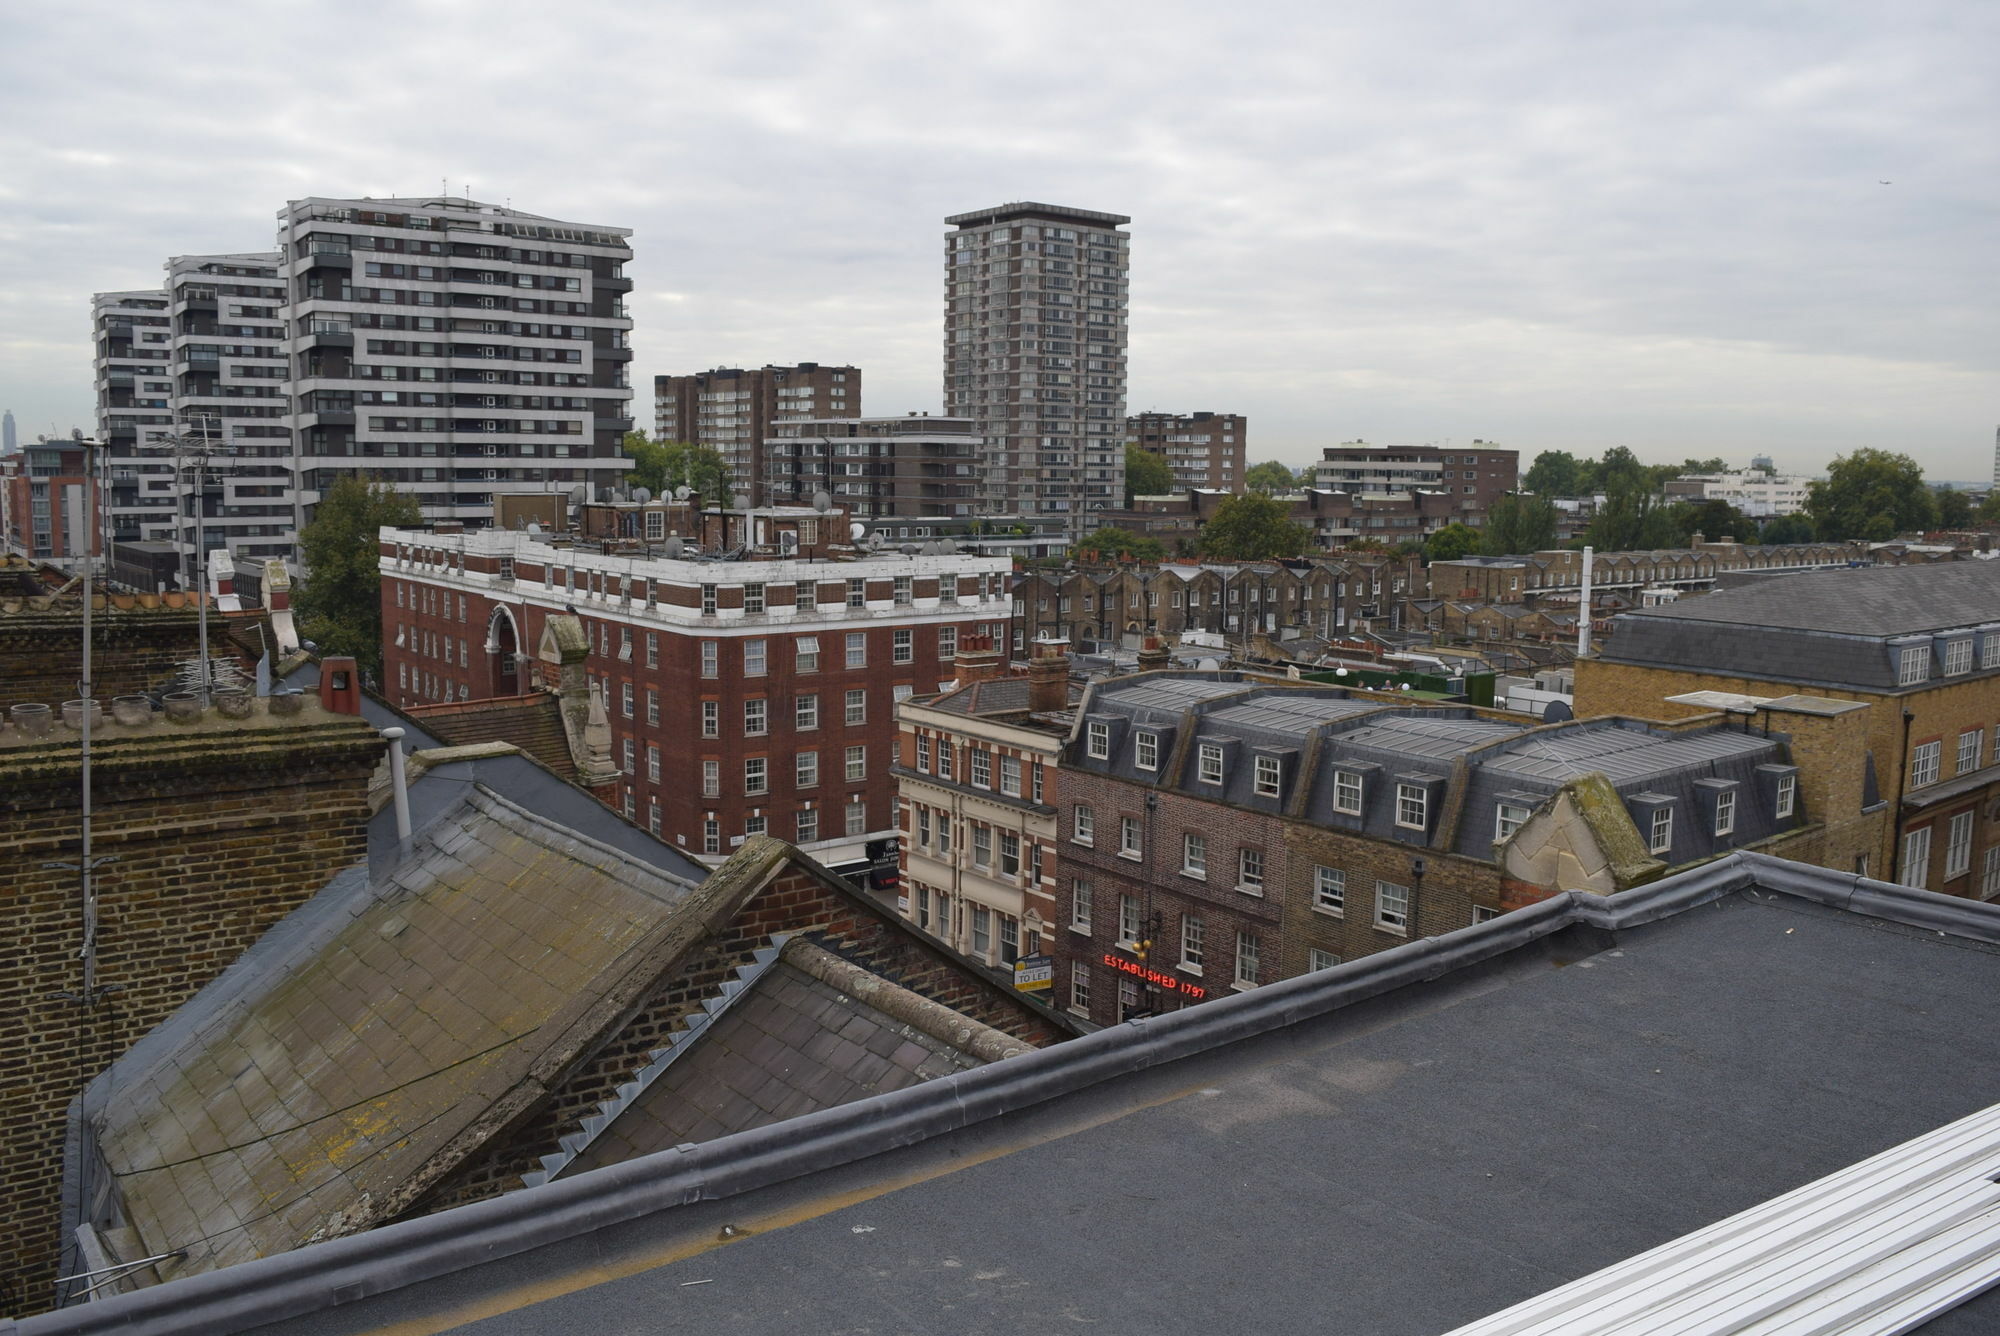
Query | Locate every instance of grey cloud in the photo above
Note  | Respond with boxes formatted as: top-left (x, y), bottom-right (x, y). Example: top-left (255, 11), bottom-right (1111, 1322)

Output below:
top-left (0, 0), bottom-right (1994, 475)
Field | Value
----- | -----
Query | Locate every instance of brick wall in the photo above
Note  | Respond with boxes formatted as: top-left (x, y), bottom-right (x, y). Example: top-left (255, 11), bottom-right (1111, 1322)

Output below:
top-left (0, 609), bottom-right (236, 712)
top-left (0, 708), bottom-right (380, 1318)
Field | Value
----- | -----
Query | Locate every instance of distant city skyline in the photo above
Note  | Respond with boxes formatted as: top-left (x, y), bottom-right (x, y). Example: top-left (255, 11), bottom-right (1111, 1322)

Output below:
top-left (2, 2), bottom-right (1995, 480)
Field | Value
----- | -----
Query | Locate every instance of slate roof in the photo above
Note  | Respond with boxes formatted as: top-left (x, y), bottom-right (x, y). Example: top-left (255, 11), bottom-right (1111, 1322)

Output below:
top-left (76, 787), bottom-right (702, 1280)
top-left (57, 852), bottom-right (2000, 1336)
top-left (1616, 559), bottom-right (2000, 637)
top-left (562, 953), bottom-right (992, 1177)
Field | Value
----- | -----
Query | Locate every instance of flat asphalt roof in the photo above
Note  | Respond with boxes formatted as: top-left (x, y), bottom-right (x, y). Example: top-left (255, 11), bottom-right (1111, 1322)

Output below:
top-left (87, 863), bottom-right (2000, 1336)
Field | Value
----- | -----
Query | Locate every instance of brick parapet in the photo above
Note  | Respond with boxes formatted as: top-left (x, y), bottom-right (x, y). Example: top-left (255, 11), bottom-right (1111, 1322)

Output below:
top-left (0, 609), bottom-right (236, 712)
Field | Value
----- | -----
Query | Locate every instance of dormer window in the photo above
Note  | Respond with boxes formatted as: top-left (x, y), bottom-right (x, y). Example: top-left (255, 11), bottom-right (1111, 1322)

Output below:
top-left (1943, 638), bottom-right (1973, 676)
top-left (1649, 807), bottom-right (1673, 855)
top-left (1395, 783), bottom-right (1428, 830)
top-left (1198, 743), bottom-right (1224, 785)
top-left (1253, 755), bottom-right (1282, 798)
top-left (1334, 770), bottom-right (1364, 816)
top-left (1898, 644), bottom-right (1930, 686)
top-left (1086, 721), bottom-right (1110, 759)
top-left (1135, 730), bottom-right (1159, 771)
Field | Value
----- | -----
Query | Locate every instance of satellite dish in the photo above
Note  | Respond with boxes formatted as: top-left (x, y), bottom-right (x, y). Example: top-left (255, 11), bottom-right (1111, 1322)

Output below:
top-left (867, 534), bottom-right (885, 551)
top-left (1541, 699), bottom-right (1574, 724)
top-left (1335, 667), bottom-right (1348, 677)
top-left (811, 490), bottom-right (833, 513)
top-left (632, 486), bottom-right (653, 504)
top-left (900, 543), bottom-right (919, 555)
top-left (568, 485), bottom-right (587, 505)
top-left (730, 492), bottom-right (750, 510)
top-left (664, 537), bottom-right (684, 558)
top-left (849, 521), bottom-right (868, 542)
top-left (939, 539), bottom-right (958, 555)
top-left (525, 521), bottom-right (544, 536)
top-left (71, 427), bottom-right (84, 441)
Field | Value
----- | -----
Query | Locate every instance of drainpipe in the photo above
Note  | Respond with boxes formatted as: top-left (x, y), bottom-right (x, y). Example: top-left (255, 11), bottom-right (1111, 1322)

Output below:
top-left (1576, 546), bottom-right (1594, 659)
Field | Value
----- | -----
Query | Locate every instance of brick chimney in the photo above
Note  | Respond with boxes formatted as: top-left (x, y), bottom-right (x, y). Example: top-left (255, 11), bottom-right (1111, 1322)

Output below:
top-left (319, 655), bottom-right (361, 715)
top-left (954, 633), bottom-right (1002, 683)
top-left (1136, 635), bottom-right (1171, 673)
top-left (1027, 641), bottom-right (1071, 712)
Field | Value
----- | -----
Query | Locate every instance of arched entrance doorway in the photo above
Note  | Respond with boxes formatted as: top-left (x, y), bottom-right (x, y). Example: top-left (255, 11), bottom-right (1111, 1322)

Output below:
top-left (487, 606), bottom-right (520, 696)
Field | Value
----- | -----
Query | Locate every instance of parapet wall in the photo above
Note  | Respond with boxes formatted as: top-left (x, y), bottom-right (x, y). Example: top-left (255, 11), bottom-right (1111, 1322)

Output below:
top-left (0, 605), bottom-right (237, 712)
top-left (0, 694), bottom-right (382, 1319)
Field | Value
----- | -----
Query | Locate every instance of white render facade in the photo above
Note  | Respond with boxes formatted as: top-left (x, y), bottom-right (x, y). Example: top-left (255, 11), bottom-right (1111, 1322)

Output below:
top-left (943, 202), bottom-right (1130, 523)
top-left (281, 196), bottom-right (636, 534)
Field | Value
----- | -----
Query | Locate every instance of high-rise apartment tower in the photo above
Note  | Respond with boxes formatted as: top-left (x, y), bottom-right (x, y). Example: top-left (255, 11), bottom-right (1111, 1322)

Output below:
top-left (654, 364), bottom-right (858, 504)
top-left (943, 203), bottom-right (1129, 522)
top-left (278, 195), bottom-right (636, 534)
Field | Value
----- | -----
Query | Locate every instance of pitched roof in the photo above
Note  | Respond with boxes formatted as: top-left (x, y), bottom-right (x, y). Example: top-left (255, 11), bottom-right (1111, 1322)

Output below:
top-left (83, 787), bottom-right (701, 1279)
top-left (69, 852), bottom-right (2000, 1336)
top-left (1616, 559), bottom-right (2000, 637)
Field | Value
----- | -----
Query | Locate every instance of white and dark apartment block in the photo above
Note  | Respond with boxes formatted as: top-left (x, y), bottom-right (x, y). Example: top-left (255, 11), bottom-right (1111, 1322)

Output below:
top-left (943, 202), bottom-right (1129, 523)
top-left (654, 364), bottom-right (859, 504)
top-left (1128, 410), bottom-right (1246, 492)
top-left (280, 196), bottom-right (636, 534)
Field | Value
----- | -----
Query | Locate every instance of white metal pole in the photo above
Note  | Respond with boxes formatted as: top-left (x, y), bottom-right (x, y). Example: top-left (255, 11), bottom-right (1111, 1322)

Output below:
top-left (1577, 545), bottom-right (1594, 659)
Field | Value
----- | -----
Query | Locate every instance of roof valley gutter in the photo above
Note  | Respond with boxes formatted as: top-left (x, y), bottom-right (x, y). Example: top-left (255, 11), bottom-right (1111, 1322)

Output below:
top-left (17, 853), bottom-right (2000, 1336)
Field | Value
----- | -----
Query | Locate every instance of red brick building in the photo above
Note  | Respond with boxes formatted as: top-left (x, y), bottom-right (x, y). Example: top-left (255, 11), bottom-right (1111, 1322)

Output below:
top-left (379, 516), bottom-right (1013, 866)
top-left (0, 439), bottom-right (101, 565)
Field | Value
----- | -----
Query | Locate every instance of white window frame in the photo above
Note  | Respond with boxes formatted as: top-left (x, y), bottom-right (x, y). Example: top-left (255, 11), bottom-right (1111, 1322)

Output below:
top-left (795, 636), bottom-right (820, 672)
top-left (1179, 914), bottom-right (1204, 972)
top-left (1307, 948), bottom-right (1341, 972)
top-left (743, 698), bottom-right (768, 736)
top-left (1181, 831), bottom-right (1206, 878)
top-left (1134, 730), bottom-right (1159, 771)
top-left (1649, 807), bottom-right (1673, 856)
top-left (1946, 810), bottom-right (1975, 879)
top-left (1119, 894), bottom-right (1141, 946)
top-left (845, 689), bottom-right (866, 726)
top-left (1496, 802), bottom-right (1530, 841)
top-left (845, 631), bottom-right (867, 669)
top-left (1394, 783), bottom-right (1428, 831)
top-left (1198, 743), bottom-right (1224, 786)
top-left (1334, 770), bottom-right (1363, 816)
top-left (1253, 755), bottom-right (1282, 798)
top-left (1714, 789), bottom-right (1736, 837)
top-left (796, 693), bottom-right (819, 730)
top-left (1070, 879), bottom-right (1092, 932)
top-left (1119, 815), bottom-right (1141, 859)
top-left (744, 756), bottom-right (768, 796)
top-left (1086, 721), bottom-right (1110, 759)
top-left (1911, 740), bottom-right (1941, 788)
top-left (796, 751), bottom-right (819, 788)
top-left (845, 745), bottom-right (867, 783)
top-left (1982, 845), bottom-right (2000, 900)
top-left (1374, 880), bottom-right (1410, 934)
top-left (1237, 847), bottom-right (1264, 894)
top-left (1073, 805), bottom-right (1095, 845)
top-left (1944, 638), bottom-right (1973, 676)
top-left (1959, 730), bottom-right (1984, 776)
top-left (1898, 644), bottom-right (1930, 685)
top-left (1900, 824), bottom-right (1932, 890)
top-left (1233, 931), bottom-right (1260, 988)
top-left (1313, 865), bottom-right (1345, 916)
top-left (1775, 773), bottom-right (1796, 818)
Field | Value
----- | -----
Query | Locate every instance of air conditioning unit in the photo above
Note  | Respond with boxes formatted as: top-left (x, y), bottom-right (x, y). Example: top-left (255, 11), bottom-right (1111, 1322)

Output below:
top-left (482, 371), bottom-right (500, 383)
top-left (482, 396), bottom-right (498, 408)
top-left (482, 420), bottom-right (499, 432)
top-left (483, 322), bottom-right (499, 333)
top-left (483, 444), bottom-right (499, 457)
top-left (483, 470), bottom-right (499, 481)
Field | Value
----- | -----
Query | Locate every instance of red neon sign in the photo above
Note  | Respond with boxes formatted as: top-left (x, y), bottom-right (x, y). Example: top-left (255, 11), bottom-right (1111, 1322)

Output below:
top-left (1102, 952), bottom-right (1207, 998)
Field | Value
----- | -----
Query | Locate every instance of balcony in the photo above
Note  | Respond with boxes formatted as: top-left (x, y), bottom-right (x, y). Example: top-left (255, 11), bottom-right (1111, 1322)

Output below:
top-left (596, 344), bottom-right (634, 362)
top-left (178, 288), bottom-right (218, 311)
top-left (305, 246), bottom-right (353, 269)
top-left (298, 409), bottom-right (355, 429)
top-left (598, 273), bottom-right (634, 294)
top-left (301, 321), bottom-right (353, 349)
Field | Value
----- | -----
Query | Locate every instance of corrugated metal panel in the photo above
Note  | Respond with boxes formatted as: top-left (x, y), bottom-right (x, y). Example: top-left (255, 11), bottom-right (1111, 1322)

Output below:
top-left (1445, 1101), bottom-right (2000, 1336)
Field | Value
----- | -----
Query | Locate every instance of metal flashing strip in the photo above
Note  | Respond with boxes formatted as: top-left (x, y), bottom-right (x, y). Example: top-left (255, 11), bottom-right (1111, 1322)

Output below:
top-left (1444, 1100), bottom-right (2000, 1336)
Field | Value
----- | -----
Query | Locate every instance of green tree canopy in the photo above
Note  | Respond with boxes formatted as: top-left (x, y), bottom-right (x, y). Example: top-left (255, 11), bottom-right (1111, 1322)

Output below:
top-left (1675, 498), bottom-right (1756, 543)
top-left (1123, 444), bottom-right (1174, 505)
top-left (295, 474), bottom-right (422, 677)
top-left (1805, 449), bottom-right (1937, 542)
top-left (1586, 490), bottom-right (1684, 552)
top-left (1424, 521), bottom-right (1481, 563)
top-left (1072, 526), bottom-right (1165, 562)
top-left (1197, 493), bottom-right (1311, 561)
top-left (1244, 460), bottom-right (1302, 494)
top-left (1522, 450), bottom-right (1586, 497)
top-left (1758, 512), bottom-right (1817, 545)
top-left (1479, 493), bottom-right (1559, 556)
top-left (623, 431), bottom-right (730, 505)
top-left (1936, 486), bottom-right (1974, 530)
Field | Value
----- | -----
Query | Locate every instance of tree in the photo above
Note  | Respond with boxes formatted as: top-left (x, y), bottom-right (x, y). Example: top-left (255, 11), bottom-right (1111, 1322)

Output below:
top-left (1197, 493), bottom-right (1311, 561)
top-left (1596, 445), bottom-right (1649, 496)
top-left (1758, 512), bottom-right (1817, 545)
top-left (1479, 493), bottom-right (1558, 556)
top-left (1244, 460), bottom-right (1301, 494)
top-left (1586, 489), bottom-right (1683, 552)
top-left (1937, 486), bottom-right (1974, 530)
top-left (1072, 527), bottom-right (1165, 563)
top-left (295, 474), bottom-right (422, 677)
top-left (1805, 449), bottom-right (1936, 541)
top-left (1123, 445), bottom-right (1174, 505)
top-left (1676, 498), bottom-right (1755, 543)
top-left (1522, 450), bottom-right (1585, 498)
top-left (1424, 522), bottom-right (1481, 563)
top-left (623, 431), bottom-right (730, 505)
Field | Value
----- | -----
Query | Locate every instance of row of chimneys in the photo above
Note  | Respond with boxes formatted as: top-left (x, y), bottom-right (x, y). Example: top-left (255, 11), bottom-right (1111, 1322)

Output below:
top-left (948, 633), bottom-right (1184, 715)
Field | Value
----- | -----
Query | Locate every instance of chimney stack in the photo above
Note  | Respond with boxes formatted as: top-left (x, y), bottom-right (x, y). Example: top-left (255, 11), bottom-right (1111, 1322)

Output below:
top-left (1136, 635), bottom-right (1171, 673)
top-left (319, 655), bottom-right (361, 715)
top-left (954, 633), bottom-right (1002, 684)
top-left (1027, 639), bottom-right (1071, 712)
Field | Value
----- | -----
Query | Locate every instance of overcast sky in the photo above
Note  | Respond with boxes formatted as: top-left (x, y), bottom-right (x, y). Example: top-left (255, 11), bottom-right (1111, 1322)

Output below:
top-left (3, 0), bottom-right (1995, 478)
